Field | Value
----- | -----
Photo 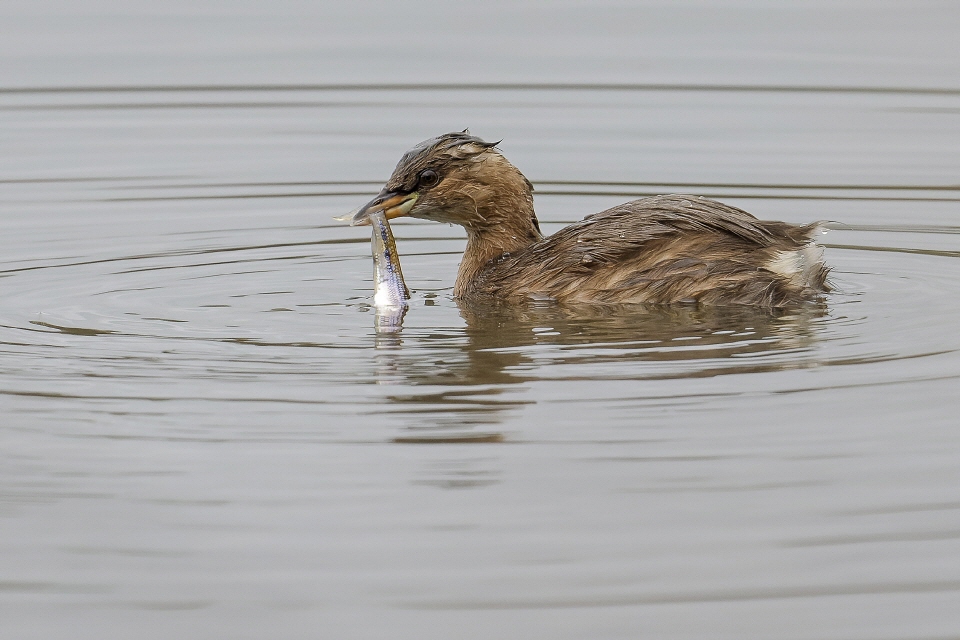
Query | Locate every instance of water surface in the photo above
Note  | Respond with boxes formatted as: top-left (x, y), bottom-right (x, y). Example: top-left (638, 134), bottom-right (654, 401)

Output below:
top-left (3, 4), bottom-right (960, 640)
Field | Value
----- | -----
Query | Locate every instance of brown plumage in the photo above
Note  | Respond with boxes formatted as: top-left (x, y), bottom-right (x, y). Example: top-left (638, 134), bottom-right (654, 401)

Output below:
top-left (351, 132), bottom-right (830, 308)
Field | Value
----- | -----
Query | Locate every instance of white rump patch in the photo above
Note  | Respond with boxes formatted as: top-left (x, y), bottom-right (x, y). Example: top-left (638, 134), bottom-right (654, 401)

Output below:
top-left (767, 243), bottom-right (824, 286)
top-left (767, 251), bottom-right (803, 279)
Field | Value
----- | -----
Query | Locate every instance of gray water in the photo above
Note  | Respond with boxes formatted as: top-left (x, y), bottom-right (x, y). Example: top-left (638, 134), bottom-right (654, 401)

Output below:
top-left (3, 3), bottom-right (960, 639)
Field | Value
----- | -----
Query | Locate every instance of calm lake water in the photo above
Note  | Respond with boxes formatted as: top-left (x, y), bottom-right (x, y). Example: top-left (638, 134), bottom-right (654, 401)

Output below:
top-left (2, 3), bottom-right (960, 639)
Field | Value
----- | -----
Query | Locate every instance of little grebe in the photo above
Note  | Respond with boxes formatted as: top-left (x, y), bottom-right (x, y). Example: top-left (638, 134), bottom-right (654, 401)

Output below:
top-left (350, 132), bottom-right (830, 307)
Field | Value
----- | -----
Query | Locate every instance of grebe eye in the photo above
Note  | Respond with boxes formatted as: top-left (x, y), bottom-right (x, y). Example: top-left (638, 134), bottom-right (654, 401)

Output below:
top-left (418, 169), bottom-right (439, 188)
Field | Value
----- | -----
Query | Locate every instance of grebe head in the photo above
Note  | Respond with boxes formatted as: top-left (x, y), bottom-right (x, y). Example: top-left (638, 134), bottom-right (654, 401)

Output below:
top-left (351, 131), bottom-right (539, 237)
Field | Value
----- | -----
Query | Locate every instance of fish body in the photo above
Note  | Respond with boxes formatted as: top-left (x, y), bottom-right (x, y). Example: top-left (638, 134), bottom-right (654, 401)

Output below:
top-left (369, 210), bottom-right (410, 308)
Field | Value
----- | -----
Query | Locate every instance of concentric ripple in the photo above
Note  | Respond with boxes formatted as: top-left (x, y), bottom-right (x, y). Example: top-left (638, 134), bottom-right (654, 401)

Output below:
top-left (3, 82), bottom-right (960, 637)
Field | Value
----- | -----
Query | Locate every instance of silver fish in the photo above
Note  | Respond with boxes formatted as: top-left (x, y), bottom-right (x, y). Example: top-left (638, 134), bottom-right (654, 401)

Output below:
top-left (369, 210), bottom-right (410, 309)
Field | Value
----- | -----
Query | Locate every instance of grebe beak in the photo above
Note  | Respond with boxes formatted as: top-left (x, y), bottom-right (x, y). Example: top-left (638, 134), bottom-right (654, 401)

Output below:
top-left (348, 190), bottom-right (419, 227)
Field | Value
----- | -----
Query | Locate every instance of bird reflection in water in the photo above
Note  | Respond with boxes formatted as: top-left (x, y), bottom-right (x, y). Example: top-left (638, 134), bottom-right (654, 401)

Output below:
top-left (456, 299), bottom-right (826, 381)
top-left (370, 298), bottom-right (827, 437)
